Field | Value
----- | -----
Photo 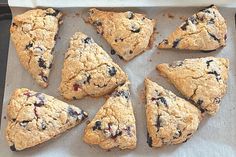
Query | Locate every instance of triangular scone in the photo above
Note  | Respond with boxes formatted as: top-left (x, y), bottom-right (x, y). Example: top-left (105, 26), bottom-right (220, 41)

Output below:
top-left (145, 79), bottom-right (201, 148)
top-left (157, 57), bottom-right (229, 115)
top-left (10, 8), bottom-right (62, 88)
top-left (6, 88), bottom-right (88, 151)
top-left (158, 5), bottom-right (227, 51)
top-left (83, 82), bottom-right (136, 150)
top-left (88, 8), bottom-right (156, 61)
top-left (59, 32), bottom-right (128, 100)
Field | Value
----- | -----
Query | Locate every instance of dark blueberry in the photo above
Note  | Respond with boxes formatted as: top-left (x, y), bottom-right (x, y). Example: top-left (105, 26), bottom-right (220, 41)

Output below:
top-left (83, 37), bottom-right (93, 44)
top-left (173, 130), bottom-right (182, 139)
top-left (207, 71), bottom-right (221, 81)
top-left (73, 83), bottom-right (81, 91)
top-left (199, 108), bottom-right (205, 113)
top-left (93, 121), bottom-right (102, 131)
top-left (127, 11), bottom-right (134, 19)
top-left (214, 97), bottom-right (221, 104)
top-left (46, 9), bottom-right (60, 16)
top-left (196, 99), bottom-right (204, 106)
top-left (108, 66), bottom-right (117, 76)
top-left (114, 38), bottom-right (124, 42)
top-left (124, 126), bottom-right (132, 136)
top-left (199, 4), bottom-right (214, 12)
top-left (202, 10), bottom-right (211, 14)
top-left (49, 63), bottom-right (52, 69)
top-left (206, 60), bottom-right (213, 68)
top-left (208, 18), bottom-right (215, 24)
top-left (81, 111), bottom-right (88, 121)
top-left (147, 132), bottom-right (153, 147)
top-left (10, 145), bottom-right (17, 151)
top-left (155, 114), bottom-right (162, 131)
top-left (34, 93), bottom-right (45, 107)
top-left (38, 58), bottom-right (47, 69)
top-left (12, 118), bottom-right (16, 122)
top-left (111, 130), bottom-right (122, 139)
top-left (129, 50), bottom-right (133, 54)
top-left (196, 14), bottom-right (204, 21)
top-left (39, 72), bottom-right (48, 82)
top-left (187, 133), bottom-right (192, 136)
top-left (131, 25), bottom-right (141, 33)
top-left (68, 107), bottom-right (79, 118)
top-left (182, 138), bottom-right (189, 143)
top-left (189, 16), bottom-right (198, 25)
top-left (25, 42), bottom-right (33, 50)
top-left (117, 55), bottom-right (124, 60)
top-left (83, 74), bottom-right (91, 84)
top-left (169, 61), bottom-right (183, 68)
top-left (152, 97), bottom-right (168, 107)
top-left (72, 96), bottom-right (77, 100)
top-left (163, 39), bottom-right (169, 44)
top-left (93, 20), bottom-right (102, 26)
top-left (208, 32), bottom-right (220, 43)
top-left (113, 90), bottom-right (130, 99)
top-left (19, 120), bottom-right (30, 127)
top-left (172, 39), bottom-right (181, 48)
top-left (12, 23), bottom-right (17, 27)
top-left (201, 49), bottom-right (216, 53)
top-left (111, 49), bottom-right (116, 55)
top-left (180, 21), bottom-right (189, 31)
top-left (41, 121), bottom-right (47, 130)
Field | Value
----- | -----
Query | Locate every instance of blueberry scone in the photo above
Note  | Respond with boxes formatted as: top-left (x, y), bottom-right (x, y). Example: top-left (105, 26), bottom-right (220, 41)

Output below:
top-left (10, 8), bottom-right (62, 87)
top-left (145, 79), bottom-right (201, 148)
top-left (157, 57), bottom-right (229, 115)
top-left (88, 8), bottom-right (156, 61)
top-left (6, 88), bottom-right (88, 151)
top-left (59, 32), bottom-right (128, 100)
top-left (83, 82), bottom-right (136, 150)
top-left (158, 5), bottom-right (227, 52)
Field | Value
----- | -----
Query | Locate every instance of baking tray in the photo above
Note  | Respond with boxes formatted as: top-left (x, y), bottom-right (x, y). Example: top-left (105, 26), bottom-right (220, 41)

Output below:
top-left (1, 4), bottom-right (236, 157)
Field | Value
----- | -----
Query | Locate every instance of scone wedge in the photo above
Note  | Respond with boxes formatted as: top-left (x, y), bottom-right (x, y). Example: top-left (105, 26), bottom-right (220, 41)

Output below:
top-left (158, 5), bottom-right (227, 51)
top-left (6, 88), bottom-right (88, 151)
top-left (88, 8), bottom-right (156, 61)
top-left (83, 82), bottom-right (137, 150)
top-left (157, 57), bottom-right (229, 115)
top-left (59, 32), bottom-right (128, 100)
top-left (145, 79), bottom-right (202, 147)
top-left (10, 8), bottom-right (62, 87)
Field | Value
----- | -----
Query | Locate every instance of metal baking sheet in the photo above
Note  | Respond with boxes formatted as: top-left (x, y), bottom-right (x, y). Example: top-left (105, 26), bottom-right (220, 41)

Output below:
top-left (1, 4), bottom-right (236, 157)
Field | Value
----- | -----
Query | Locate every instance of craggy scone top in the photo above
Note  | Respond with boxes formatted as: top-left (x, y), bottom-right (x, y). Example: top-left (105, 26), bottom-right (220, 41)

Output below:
top-left (10, 8), bottom-right (62, 87)
top-left (60, 32), bottom-right (128, 100)
top-left (83, 82), bottom-right (137, 150)
top-left (89, 8), bottom-right (156, 61)
top-left (158, 5), bottom-right (227, 51)
top-left (145, 79), bottom-right (202, 147)
top-left (6, 88), bottom-right (87, 151)
top-left (157, 57), bottom-right (229, 115)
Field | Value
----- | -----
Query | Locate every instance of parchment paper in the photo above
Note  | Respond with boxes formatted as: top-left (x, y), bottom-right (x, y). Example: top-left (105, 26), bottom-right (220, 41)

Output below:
top-left (1, 4), bottom-right (236, 157)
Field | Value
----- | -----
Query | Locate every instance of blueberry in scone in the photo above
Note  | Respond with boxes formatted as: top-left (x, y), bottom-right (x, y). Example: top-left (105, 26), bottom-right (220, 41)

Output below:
top-left (5, 88), bottom-right (88, 151)
top-left (88, 8), bottom-right (156, 61)
top-left (59, 32), bottom-right (128, 100)
top-left (10, 8), bottom-right (62, 88)
top-left (158, 5), bottom-right (227, 51)
top-left (145, 79), bottom-right (202, 147)
top-left (83, 82), bottom-right (137, 150)
top-left (157, 57), bottom-right (229, 115)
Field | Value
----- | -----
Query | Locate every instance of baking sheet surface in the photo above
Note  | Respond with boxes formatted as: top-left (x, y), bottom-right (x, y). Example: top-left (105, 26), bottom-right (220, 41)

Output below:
top-left (1, 6), bottom-right (236, 157)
